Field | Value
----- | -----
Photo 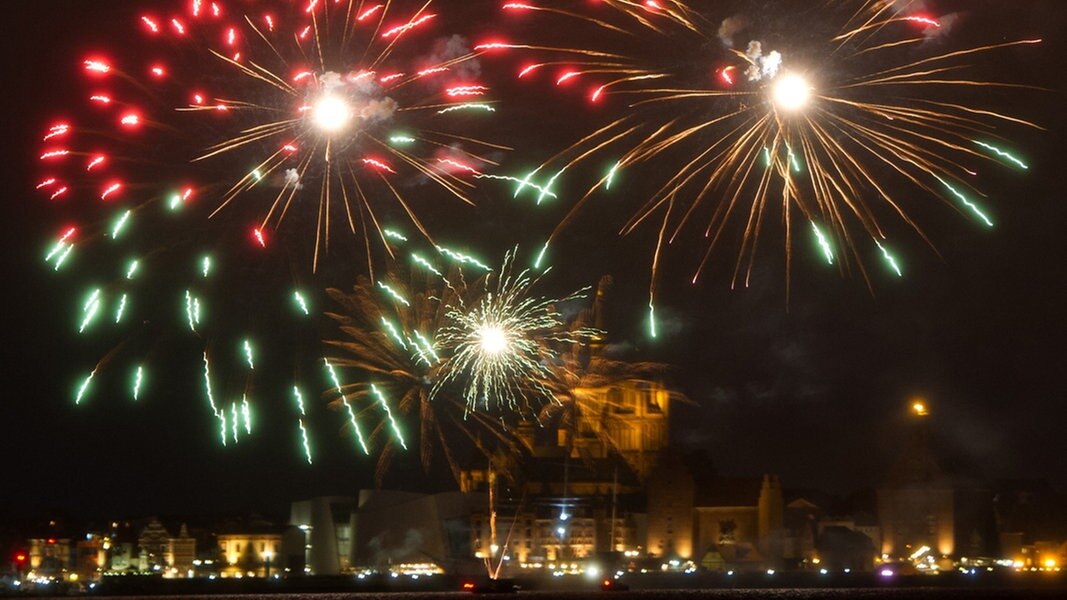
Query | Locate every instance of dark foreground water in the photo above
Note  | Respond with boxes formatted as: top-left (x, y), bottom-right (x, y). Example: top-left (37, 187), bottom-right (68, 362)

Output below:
top-left (68, 591), bottom-right (1067, 600)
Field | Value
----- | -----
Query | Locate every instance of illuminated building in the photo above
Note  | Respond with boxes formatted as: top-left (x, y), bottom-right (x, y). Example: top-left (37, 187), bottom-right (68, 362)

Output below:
top-left (647, 460), bottom-right (694, 559)
top-left (692, 475), bottom-right (786, 570)
top-left (349, 490), bottom-right (484, 574)
top-left (27, 537), bottom-right (72, 575)
top-left (137, 519), bottom-right (170, 571)
top-left (547, 379), bottom-right (673, 481)
top-left (217, 530), bottom-right (283, 577)
top-left (994, 479), bottom-right (1067, 568)
top-left (166, 524), bottom-right (197, 576)
top-left (877, 404), bottom-right (954, 558)
top-left (289, 496), bottom-right (356, 575)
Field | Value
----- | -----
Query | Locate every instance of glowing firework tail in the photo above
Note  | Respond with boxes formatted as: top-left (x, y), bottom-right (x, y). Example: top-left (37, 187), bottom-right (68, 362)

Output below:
top-left (132, 365), bottom-right (145, 401)
top-left (371, 384), bottom-right (407, 450)
top-left (325, 358), bottom-right (369, 455)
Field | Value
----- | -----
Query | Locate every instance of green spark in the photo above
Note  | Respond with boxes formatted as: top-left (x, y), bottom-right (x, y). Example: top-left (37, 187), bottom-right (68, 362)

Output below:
top-left (514, 170), bottom-right (537, 198)
top-left (974, 140), bottom-right (1028, 170)
top-left (125, 260), bottom-right (140, 280)
top-left (241, 395), bottom-right (252, 435)
top-left (53, 245), bottom-right (74, 271)
top-left (648, 304), bottom-right (658, 339)
top-left (243, 339), bottom-right (255, 370)
top-left (293, 386), bottom-right (306, 416)
top-left (389, 134), bottom-right (417, 145)
top-left (202, 352), bottom-right (219, 416)
top-left (412, 253), bottom-right (443, 277)
top-left (436, 103), bottom-right (495, 115)
top-left (45, 240), bottom-right (67, 262)
top-left (111, 210), bottom-right (133, 239)
top-left (298, 420), bottom-right (313, 465)
top-left (79, 290), bottom-right (103, 333)
top-left (534, 242), bottom-right (550, 270)
top-left (219, 410), bottom-right (227, 447)
top-left (185, 291), bottom-right (198, 332)
top-left (83, 289), bottom-right (102, 311)
top-left (381, 317), bottom-right (408, 350)
top-left (252, 169), bottom-right (263, 182)
top-left (201, 256), bottom-right (213, 278)
top-left (786, 144), bottom-right (801, 173)
top-left (383, 229), bottom-right (409, 243)
top-left (377, 281), bottom-right (411, 306)
top-left (472, 173), bottom-right (558, 199)
top-left (75, 371), bottom-right (95, 405)
top-left (876, 241), bottom-right (903, 277)
top-left (605, 161), bottom-right (622, 191)
top-left (436, 246), bottom-right (492, 271)
top-left (371, 384), bottom-right (407, 450)
top-left (168, 193), bottom-right (183, 211)
top-left (324, 358), bottom-right (369, 455)
top-left (537, 169), bottom-right (566, 205)
top-left (115, 294), bottom-right (128, 323)
top-left (231, 403), bottom-right (240, 443)
top-left (294, 291), bottom-right (310, 316)
top-left (935, 175), bottom-right (994, 228)
top-left (810, 222), bottom-right (834, 265)
top-left (132, 365), bottom-right (144, 401)
top-left (412, 330), bottom-right (439, 362)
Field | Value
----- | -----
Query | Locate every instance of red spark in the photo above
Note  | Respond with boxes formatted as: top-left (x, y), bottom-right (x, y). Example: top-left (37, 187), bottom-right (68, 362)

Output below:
top-left (357, 4), bottom-right (384, 21)
top-left (101, 182), bottom-right (123, 201)
top-left (382, 14), bottom-right (436, 39)
top-left (905, 15), bottom-right (941, 28)
top-left (362, 158), bottom-right (397, 174)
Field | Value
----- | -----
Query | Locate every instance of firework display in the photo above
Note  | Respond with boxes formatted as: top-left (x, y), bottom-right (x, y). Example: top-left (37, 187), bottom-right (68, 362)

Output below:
top-left (487, 0), bottom-right (1041, 333)
top-left (324, 243), bottom-right (599, 481)
top-left (36, 0), bottom-right (508, 455)
top-left (32, 0), bottom-right (1046, 469)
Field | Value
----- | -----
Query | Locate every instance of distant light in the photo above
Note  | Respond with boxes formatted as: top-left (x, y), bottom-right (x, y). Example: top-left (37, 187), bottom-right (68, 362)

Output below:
top-left (880, 569), bottom-right (894, 577)
top-left (912, 401), bottom-right (929, 416)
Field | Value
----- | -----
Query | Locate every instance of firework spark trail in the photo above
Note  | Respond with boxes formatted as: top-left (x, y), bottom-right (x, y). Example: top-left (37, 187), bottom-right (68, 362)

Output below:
top-left (876, 241), bottom-right (903, 277)
top-left (298, 419), bottom-right (313, 464)
top-left (494, 0), bottom-right (1042, 311)
top-left (973, 140), bottom-right (1028, 170)
top-left (371, 384), bottom-right (407, 449)
top-left (75, 370), bottom-right (96, 405)
top-left (325, 358), bottom-right (369, 455)
top-left (294, 291), bottom-right (311, 316)
top-left (811, 222), bottom-right (835, 265)
top-left (133, 365), bottom-right (145, 401)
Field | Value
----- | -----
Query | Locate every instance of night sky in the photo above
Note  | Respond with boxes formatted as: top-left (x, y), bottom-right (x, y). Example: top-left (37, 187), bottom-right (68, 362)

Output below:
top-left (2, 1), bottom-right (1065, 522)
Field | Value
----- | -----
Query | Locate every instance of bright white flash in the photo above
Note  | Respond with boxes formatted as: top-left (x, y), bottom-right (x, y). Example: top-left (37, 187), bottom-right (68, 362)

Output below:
top-left (312, 95), bottom-right (353, 133)
top-left (772, 74), bottom-right (812, 112)
top-left (478, 325), bottom-right (509, 356)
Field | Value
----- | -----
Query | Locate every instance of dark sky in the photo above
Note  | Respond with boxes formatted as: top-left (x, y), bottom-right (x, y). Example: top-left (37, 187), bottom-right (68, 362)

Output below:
top-left (2, 1), bottom-right (1065, 522)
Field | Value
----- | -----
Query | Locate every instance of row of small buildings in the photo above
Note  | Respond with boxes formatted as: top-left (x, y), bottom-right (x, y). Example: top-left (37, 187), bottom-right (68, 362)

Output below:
top-left (6, 385), bottom-right (1066, 582)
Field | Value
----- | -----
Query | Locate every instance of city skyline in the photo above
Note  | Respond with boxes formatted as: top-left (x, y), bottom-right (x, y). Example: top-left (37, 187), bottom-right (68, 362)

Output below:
top-left (2, 0), bottom-right (1066, 524)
